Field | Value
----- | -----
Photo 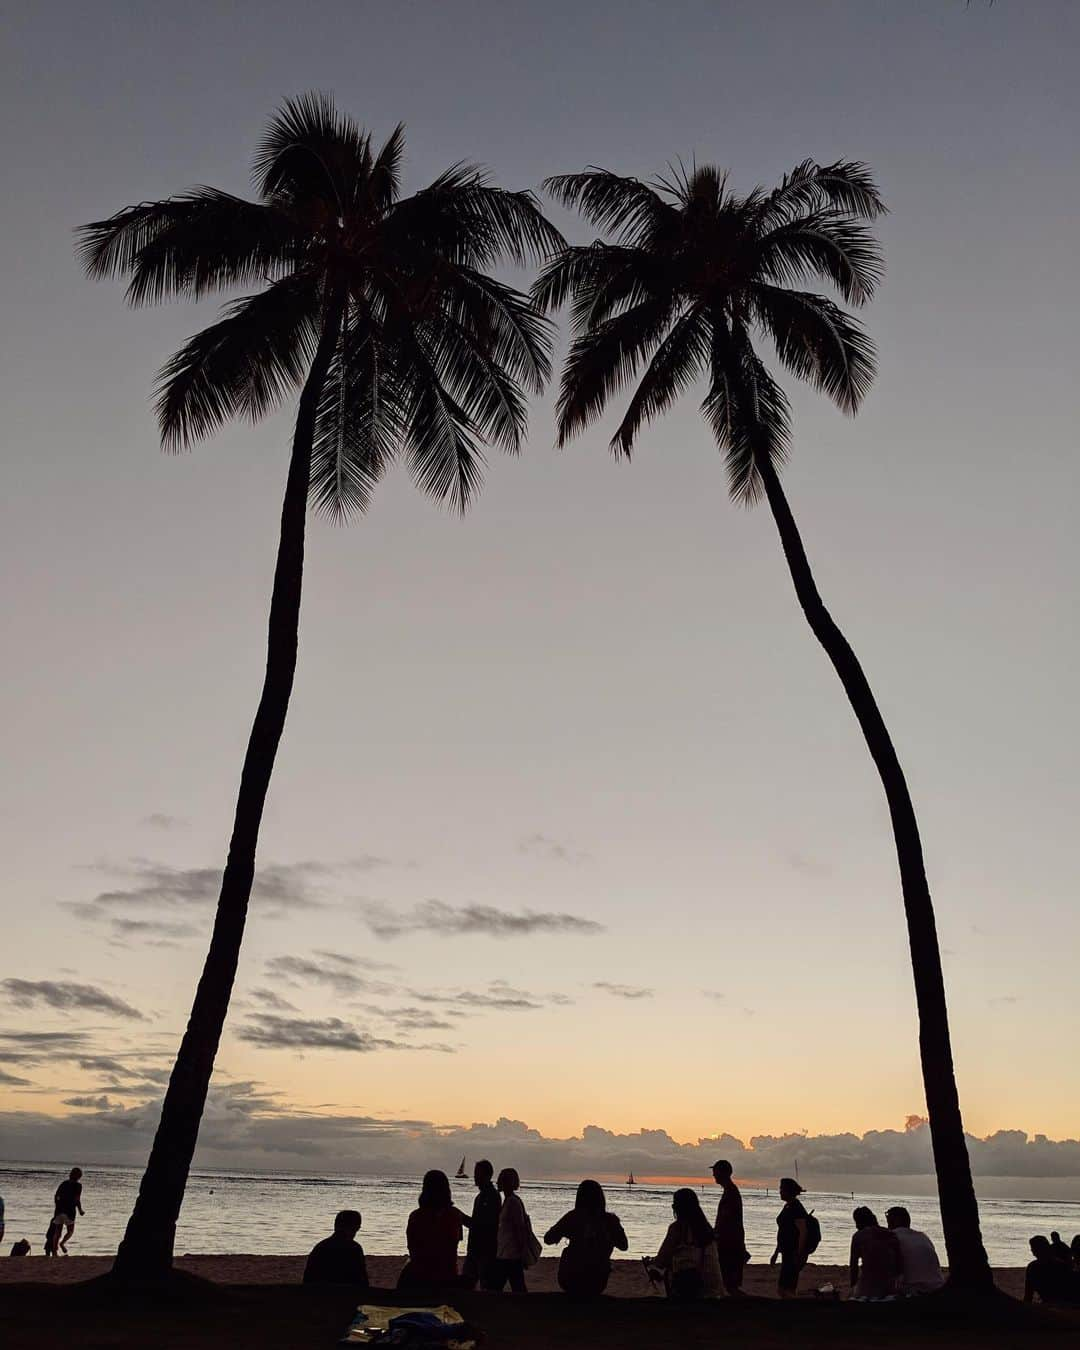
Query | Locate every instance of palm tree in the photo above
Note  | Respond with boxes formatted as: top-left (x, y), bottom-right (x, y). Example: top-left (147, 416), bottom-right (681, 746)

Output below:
top-left (536, 160), bottom-right (993, 1291)
top-left (77, 92), bottom-right (561, 1281)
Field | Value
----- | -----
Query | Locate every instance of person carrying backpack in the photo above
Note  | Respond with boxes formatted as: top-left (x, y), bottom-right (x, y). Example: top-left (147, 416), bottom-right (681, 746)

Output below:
top-left (770, 1177), bottom-right (819, 1298)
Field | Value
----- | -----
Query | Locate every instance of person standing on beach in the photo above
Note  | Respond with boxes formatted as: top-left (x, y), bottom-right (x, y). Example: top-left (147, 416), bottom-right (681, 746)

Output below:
top-left (303, 1210), bottom-right (368, 1287)
top-left (485, 1168), bottom-right (537, 1293)
top-left (711, 1159), bottom-right (747, 1295)
top-left (461, 1159), bottom-right (500, 1290)
top-left (770, 1177), bottom-right (809, 1298)
top-left (46, 1168), bottom-right (84, 1255)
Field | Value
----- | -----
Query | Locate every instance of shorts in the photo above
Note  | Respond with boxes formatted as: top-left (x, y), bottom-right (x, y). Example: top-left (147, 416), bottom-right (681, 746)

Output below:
top-left (52, 1211), bottom-right (76, 1229)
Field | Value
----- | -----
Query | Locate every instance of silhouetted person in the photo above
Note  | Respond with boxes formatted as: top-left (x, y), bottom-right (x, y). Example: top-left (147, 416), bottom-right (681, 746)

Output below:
top-left (1049, 1231), bottom-right (1072, 1265)
top-left (398, 1170), bottom-right (469, 1289)
top-left (0, 1189), bottom-right (4, 1246)
top-left (460, 1159), bottom-right (500, 1290)
top-left (544, 1179), bottom-right (628, 1296)
top-left (1071, 1234), bottom-right (1080, 1271)
top-left (885, 1206), bottom-right (944, 1295)
top-left (11, 1239), bottom-right (32, 1257)
top-left (303, 1210), bottom-right (368, 1287)
top-left (848, 1206), bottom-right (901, 1300)
top-left (485, 1167), bottom-right (535, 1293)
top-left (770, 1178), bottom-right (809, 1298)
top-left (1025, 1236), bottom-right (1080, 1306)
top-left (46, 1168), bottom-right (83, 1255)
top-left (711, 1159), bottom-right (747, 1295)
top-left (648, 1188), bottom-right (723, 1300)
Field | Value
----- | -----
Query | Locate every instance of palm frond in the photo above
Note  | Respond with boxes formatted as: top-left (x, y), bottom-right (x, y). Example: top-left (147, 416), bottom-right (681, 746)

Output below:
top-left (369, 122), bottom-right (406, 211)
top-left (310, 308), bottom-right (401, 522)
top-left (757, 159), bottom-right (886, 227)
top-left (555, 296), bottom-right (676, 446)
top-left (438, 267), bottom-right (554, 394)
top-left (610, 305), bottom-right (711, 457)
top-left (752, 285), bottom-right (876, 414)
top-left (252, 91), bottom-right (370, 211)
top-left (756, 210), bottom-right (884, 305)
top-left (154, 273), bottom-right (321, 449)
top-left (703, 320), bottom-right (792, 504)
top-left (121, 190), bottom-right (299, 305)
top-left (543, 170), bottom-right (675, 246)
top-left (397, 337), bottom-right (485, 511)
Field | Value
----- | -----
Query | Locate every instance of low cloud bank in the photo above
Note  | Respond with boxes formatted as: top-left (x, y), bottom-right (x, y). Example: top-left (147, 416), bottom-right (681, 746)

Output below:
top-left (1, 1096), bottom-right (1078, 1185)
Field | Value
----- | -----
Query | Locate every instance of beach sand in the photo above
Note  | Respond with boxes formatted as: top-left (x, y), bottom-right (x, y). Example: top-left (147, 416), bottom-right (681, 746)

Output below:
top-left (3, 1255), bottom-right (1078, 1350)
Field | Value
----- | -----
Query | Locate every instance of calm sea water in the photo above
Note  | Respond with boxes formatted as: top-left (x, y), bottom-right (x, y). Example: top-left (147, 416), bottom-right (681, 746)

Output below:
top-left (2, 1161), bottom-right (1076, 1267)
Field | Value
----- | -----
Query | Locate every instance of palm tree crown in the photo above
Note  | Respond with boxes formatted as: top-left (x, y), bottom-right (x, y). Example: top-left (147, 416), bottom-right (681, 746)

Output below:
top-left (78, 91), bottom-right (563, 514)
top-left (536, 159), bottom-right (885, 499)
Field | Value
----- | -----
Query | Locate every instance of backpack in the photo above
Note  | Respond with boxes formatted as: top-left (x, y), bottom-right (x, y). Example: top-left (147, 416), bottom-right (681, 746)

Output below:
top-left (804, 1210), bottom-right (822, 1255)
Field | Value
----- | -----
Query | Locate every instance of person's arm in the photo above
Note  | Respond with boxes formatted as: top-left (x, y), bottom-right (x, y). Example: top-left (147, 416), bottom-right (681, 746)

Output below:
top-left (795, 1216), bottom-right (809, 1263)
top-left (455, 1206), bottom-right (471, 1229)
top-left (406, 1212), bottom-right (419, 1258)
top-left (849, 1235), bottom-right (859, 1289)
top-left (1024, 1267), bottom-right (1034, 1305)
top-left (652, 1224), bottom-right (677, 1272)
top-left (611, 1216), bottom-right (629, 1252)
top-left (544, 1212), bottom-right (572, 1245)
top-left (357, 1248), bottom-right (369, 1288)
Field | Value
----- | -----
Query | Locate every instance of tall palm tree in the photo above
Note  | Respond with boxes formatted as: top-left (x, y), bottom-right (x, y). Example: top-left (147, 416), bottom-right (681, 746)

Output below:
top-left (77, 92), bottom-right (561, 1280)
top-left (537, 160), bottom-right (992, 1291)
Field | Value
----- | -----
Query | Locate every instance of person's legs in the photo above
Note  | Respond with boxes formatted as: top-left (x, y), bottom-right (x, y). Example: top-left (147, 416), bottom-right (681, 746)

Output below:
top-left (719, 1251), bottom-right (744, 1294)
top-left (460, 1252), bottom-right (479, 1290)
top-left (481, 1259), bottom-right (508, 1292)
top-left (60, 1219), bottom-right (74, 1253)
top-left (778, 1252), bottom-right (799, 1298)
top-left (507, 1260), bottom-right (527, 1293)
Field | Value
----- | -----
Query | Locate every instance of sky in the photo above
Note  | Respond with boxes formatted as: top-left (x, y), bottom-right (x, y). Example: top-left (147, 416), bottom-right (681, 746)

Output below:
top-left (1, 0), bottom-right (1078, 1180)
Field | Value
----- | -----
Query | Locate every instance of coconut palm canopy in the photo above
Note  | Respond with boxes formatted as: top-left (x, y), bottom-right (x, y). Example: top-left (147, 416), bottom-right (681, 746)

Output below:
top-left (535, 159), bottom-right (884, 500)
top-left (78, 91), bottom-right (563, 515)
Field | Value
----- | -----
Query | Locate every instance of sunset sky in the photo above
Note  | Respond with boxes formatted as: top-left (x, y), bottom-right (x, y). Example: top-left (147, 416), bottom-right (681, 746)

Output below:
top-left (2, 1), bottom-right (1078, 1173)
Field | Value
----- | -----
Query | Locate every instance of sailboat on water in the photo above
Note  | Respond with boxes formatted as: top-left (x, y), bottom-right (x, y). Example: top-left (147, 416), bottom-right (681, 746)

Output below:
top-left (455, 1156), bottom-right (467, 1179)
top-left (626, 1171), bottom-right (636, 1187)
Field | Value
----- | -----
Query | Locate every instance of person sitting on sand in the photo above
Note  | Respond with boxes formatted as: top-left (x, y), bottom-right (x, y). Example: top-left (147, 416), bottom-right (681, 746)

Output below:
top-left (884, 1206), bottom-right (944, 1295)
top-left (485, 1167), bottom-right (538, 1293)
top-left (46, 1168), bottom-right (84, 1256)
top-left (303, 1210), bottom-right (368, 1286)
top-left (10, 1239), bottom-right (32, 1257)
top-left (711, 1159), bottom-right (748, 1296)
top-left (544, 1179), bottom-right (628, 1297)
top-left (461, 1159), bottom-right (500, 1291)
top-left (848, 1207), bottom-right (901, 1300)
top-left (1049, 1231), bottom-right (1072, 1265)
top-left (1071, 1234), bottom-right (1080, 1271)
top-left (648, 1188), bottom-right (724, 1300)
top-left (398, 1170), bottom-right (470, 1290)
top-left (1025, 1236), bottom-right (1080, 1306)
top-left (770, 1178), bottom-right (810, 1299)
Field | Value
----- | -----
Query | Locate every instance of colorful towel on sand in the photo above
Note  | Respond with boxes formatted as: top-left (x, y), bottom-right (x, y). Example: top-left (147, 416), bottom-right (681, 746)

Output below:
top-left (341, 1304), bottom-right (476, 1348)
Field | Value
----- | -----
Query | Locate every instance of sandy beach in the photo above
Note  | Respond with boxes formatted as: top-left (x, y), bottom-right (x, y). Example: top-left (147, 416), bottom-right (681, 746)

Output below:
top-left (0, 1252), bottom-right (1030, 1298)
top-left (2, 1256), bottom-right (1078, 1350)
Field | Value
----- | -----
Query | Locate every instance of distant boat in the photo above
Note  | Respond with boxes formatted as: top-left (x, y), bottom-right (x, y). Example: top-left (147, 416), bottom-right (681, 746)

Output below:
top-left (455, 1157), bottom-right (467, 1179)
top-left (627, 1171), bottom-right (636, 1187)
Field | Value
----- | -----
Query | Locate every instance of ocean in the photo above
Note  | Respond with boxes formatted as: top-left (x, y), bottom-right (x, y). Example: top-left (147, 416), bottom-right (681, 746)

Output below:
top-left (1, 1161), bottom-right (1075, 1268)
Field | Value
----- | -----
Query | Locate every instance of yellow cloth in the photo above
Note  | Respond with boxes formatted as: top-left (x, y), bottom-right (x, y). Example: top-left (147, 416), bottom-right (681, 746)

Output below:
top-left (342, 1304), bottom-right (464, 1344)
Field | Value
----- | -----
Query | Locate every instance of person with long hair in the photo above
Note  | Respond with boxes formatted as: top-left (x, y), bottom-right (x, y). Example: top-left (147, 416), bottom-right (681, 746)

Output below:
top-left (398, 1170), bottom-right (470, 1289)
top-left (485, 1167), bottom-right (538, 1293)
top-left (544, 1179), bottom-right (628, 1296)
top-left (648, 1188), bottom-right (723, 1300)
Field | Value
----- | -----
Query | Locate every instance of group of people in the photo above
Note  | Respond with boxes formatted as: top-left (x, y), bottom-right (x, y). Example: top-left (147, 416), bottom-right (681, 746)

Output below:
top-left (302, 1158), bottom-right (949, 1302)
top-left (1024, 1231), bottom-right (1080, 1307)
top-left (1, 1167), bottom-right (85, 1258)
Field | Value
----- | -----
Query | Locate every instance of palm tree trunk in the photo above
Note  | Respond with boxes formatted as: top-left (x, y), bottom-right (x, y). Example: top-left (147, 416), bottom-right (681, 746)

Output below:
top-left (754, 451), bottom-right (993, 1293)
top-left (112, 288), bottom-right (345, 1281)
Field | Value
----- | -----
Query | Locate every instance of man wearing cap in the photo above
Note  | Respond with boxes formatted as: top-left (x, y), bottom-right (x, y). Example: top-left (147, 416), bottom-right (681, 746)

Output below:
top-left (711, 1159), bottom-right (747, 1295)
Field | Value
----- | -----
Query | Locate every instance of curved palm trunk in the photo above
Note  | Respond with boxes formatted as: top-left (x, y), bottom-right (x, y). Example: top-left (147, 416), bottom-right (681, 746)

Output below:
top-left (112, 291), bottom-right (344, 1281)
top-left (755, 452), bottom-right (993, 1293)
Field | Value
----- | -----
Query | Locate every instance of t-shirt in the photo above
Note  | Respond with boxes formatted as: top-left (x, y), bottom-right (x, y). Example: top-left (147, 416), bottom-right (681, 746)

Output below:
top-left (546, 1210), bottom-right (627, 1267)
top-left (776, 1200), bottom-right (809, 1259)
top-left (302, 1234), bottom-right (369, 1286)
top-left (714, 1183), bottom-right (745, 1254)
top-left (850, 1224), bottom-right (902, 1299)
top-left (892, 1226), bottom-right (945, 1294)
top-left (54, 1179), bottom-right (81, 1218)
top-left (406, 1206), bottom-right (464, 1284)
top-left (496, 1192), bottom-right (530, 1261)
top-left (466, 1183), bottom-right (500, 1257)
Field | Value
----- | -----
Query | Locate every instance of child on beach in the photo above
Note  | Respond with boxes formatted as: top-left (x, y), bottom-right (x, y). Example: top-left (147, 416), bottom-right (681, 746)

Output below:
top-left (46, 1168), bottom-right (84, 1255)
